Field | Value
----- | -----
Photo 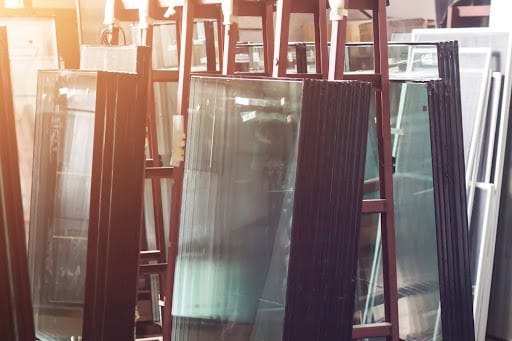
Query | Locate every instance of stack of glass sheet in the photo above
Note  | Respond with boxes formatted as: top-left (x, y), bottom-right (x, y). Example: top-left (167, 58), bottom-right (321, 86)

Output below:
top-left (0, 17), bottom-right (59, 227)
top-left (170, 76), bottom-right (372, 340)
top-left (410, 29), bottom-right (512, 341)
top-left (28, 70), bottom-right (148, 341)
top-left (428, 79), bottom-right (475, 341)
top-left (353, 41), bottom-right (475, 341)
top-left (80, 44), bottom-right (166, 326)
top-left (80, 45), bottom-right (150, 74)
top-left (0, 26), bottom-right (35, 341)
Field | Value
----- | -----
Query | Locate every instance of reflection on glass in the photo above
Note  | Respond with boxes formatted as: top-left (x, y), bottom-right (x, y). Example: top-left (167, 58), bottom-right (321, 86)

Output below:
top-left (364, 98), bottom-right (380, 200)
top-left (79, 45), bottom-right (142, 73)
top-left (29, 71), bottom-right (98, 341)
top-left (234, 43), bottom-right (316, 74)
top-left (346, 44), bottom-right (443, 80)
top-left (353, 214), bottom-right (382, 326)
top-left (154, 82), bottom-right (178, 163)
top-left (152, 22), bottom-right (178, 70)
top-left (0, 17), bottom-right (58, 226)
top-left (231, 43), bottom-right (449, 77)
top-left (171, 76), bottom-right (302, 340)
top-left (356, 83), bottom-right (442, 340)
top-left (152, 20), bottom-right (219, 72)
top-left (140, 178), bottom-right (172, 325)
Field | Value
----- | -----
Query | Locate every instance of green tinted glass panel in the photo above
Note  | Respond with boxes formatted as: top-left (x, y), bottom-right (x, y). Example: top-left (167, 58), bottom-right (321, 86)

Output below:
top-left (171, 77), bottom-right (302, 340)
top-left (355, 82), bottom-right (443, 340)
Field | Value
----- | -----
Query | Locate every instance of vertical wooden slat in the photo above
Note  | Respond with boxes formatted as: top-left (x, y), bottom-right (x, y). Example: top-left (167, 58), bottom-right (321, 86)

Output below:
top-left (315, 0), bottom-right (329, 78)
top-left (295, 43), bottom-right (308, 73)
top-left (204, 20), bottom-right (217, 72)
top-left (222, 22), bottom-right (238, 75)
top-left (328, 18), bottom-right (348, 80)
top-left (262, 0), bottom-right (274, 76)
top-left (216, 10), bottom-right (224, 72)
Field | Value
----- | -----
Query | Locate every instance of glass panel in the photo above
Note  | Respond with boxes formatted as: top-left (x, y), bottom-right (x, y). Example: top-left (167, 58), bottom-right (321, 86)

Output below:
top-left (233, 42), bottom-right (445, 77)
top-left (171, 76), bottom-right (303, 340)
top-left (29, 71), bottom-right (98, 341)
top-left (154, 82), bottom-right (178, 164)
top-left (79, 45), bottom-right (141, 73)
top-left (0, 17), bottom-right (58, 228)
top-left (152, 20), bottom-right (219, 72)
top-left (364, 98), bottom-right (380, 200)
top-left (235, 44), bottom-right (264, 72)
top-left (400, 47), bottom-right (491, 177)
top-left (153, 22), bottom-right (179, 70)
top-left (139, 179), bottom-right (165, 326)
top-left (353, 214), bottom-right (383, 326)
top-left (143, 179), bottom-right (158, 251)
top-left (392, 82), bottom-right (441, 340)
top-left (357, 82), bottom-right (442, 340)
top-left (346, 44), bottom-right (443, 79)
top-left (191, 20), bottom-right (211, 72)
top-left (140, 178), bottom-right (171, 327)
top-left (231, 42), bottom-right (456, 77)
top-left (234, 43), bottom-right (317, 74)
top-left (142, 178), bottom-right (172, 254)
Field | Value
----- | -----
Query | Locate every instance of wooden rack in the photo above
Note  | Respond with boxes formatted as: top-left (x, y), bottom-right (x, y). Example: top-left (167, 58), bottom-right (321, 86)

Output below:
top-left (447, 4), bottom-right (490, 28)
top-left (114, 1), bottom-right (400, 340)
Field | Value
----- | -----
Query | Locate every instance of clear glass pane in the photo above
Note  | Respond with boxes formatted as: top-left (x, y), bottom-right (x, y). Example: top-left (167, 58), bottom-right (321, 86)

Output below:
top-left (364, 97), bottom-right (380, 200)
top-left (154, 81), bottom-right (178, 164)
top-left (345, 44), bottom-right (443, 80)
top-left (191, 21), bottom-right (207, 72)
top-left (171, 76), bottom-right (303, 340)
top-left (392, 82), bottom-right (441, 340)
top-left (235, 44), bottom-right (264, 72)
top-left (142, 178), bottom-right (172, 255)
top-left (356, 82), bottom-right (443, 340)
top-left (353, 214), bottom-right (383, 326)
top-left (29, 71), bottom-right (98, 341)
top-left (0, 17), bottom-right (58, 228)
top-left (153, 22), bottom-right (179, 70)
top-left (152, 20), bottom-right (219, 72)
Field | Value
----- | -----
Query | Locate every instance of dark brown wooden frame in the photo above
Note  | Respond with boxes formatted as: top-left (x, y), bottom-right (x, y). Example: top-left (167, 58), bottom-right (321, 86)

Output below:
top-left (0, 24), bottom-right (36, 341)
top-left (283, 79), bottom-right (372, 340)
top-left (446, 5), bottom-right (490, 28)
top-left (275, 0), bottom-right (399, 339)
top-left (81, 68), bottom-right (149, 340)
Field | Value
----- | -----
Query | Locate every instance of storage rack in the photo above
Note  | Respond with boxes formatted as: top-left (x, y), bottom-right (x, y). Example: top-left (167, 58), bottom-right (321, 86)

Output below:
top-left (273, 0), bottom-right (399, 338)
top-left (114, 1), bottom-right (400, 340)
